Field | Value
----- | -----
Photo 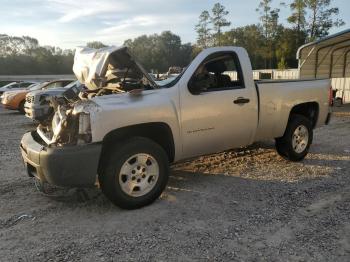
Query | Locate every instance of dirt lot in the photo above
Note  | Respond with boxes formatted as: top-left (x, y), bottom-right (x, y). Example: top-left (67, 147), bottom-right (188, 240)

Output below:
top-left (0, 106), bottom-right (349, 262)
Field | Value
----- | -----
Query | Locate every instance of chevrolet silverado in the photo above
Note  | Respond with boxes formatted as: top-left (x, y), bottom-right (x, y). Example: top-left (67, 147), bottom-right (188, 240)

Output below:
top-left (20, 46), bottom-right (332, 209)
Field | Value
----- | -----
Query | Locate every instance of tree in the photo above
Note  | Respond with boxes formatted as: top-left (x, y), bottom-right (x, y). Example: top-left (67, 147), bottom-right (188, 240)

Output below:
top-left (256, 0), bottom-right (281, 68)
top-left (0, 35), bottom-right (74, 75)
top-left (256, 0), bottom-right (272, 39)
top-left (195, 10), bottom-right (212, 48)
top-left (305, 0), bottom-right (345, 40)
top-left (211, 3), bottom-right (231, 46)
top-left (124, 31), bottom-right (192, 72)
top-left (86, 41), bottom-right (107, 49)
top-left (221, 25), bottom-right (266, 69)
top-left (275, 28), bottom-right (302, 69)
top-left (287, 0), bottom-right (307, 46)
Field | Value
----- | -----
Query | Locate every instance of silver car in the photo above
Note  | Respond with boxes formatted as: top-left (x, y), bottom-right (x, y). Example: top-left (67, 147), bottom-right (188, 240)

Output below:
top-left (24, 80), bottom-right (76, 121)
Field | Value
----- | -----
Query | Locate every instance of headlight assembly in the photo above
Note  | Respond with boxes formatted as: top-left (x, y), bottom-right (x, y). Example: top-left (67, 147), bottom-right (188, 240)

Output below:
top-left (77, 113), bottom-right (92, 144)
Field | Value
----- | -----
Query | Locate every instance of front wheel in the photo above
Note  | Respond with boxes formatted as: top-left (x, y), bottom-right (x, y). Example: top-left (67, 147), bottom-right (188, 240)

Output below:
top-left (275, 114), bottom-right (313, 162)
top-left (98, 137), bottom-right (169, 209)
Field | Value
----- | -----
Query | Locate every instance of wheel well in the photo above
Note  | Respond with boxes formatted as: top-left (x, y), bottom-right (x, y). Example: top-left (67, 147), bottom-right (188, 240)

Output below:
top-left (289, 102), bottom-right (319, 128)
top-left (17, 99), bottom-right (25, 112)
top-left (98, 122), bottom-right (175, 171)
top-left (17, 99), bottom-right (25, 107)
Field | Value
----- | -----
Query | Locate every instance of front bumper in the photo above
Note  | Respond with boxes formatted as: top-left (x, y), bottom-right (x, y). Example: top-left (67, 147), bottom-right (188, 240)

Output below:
top-left (20, 131), bottom-right (102, 187)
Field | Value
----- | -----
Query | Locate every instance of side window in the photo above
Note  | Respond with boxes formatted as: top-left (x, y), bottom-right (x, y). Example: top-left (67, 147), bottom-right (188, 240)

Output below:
top-left (63, 81), bottom-right (72, 86)
top-left (188, 52), bottom-right (244, 95)
top-left (20, 82), bottom-right (33, 88)
top-left (55, 82), bottom-right (64, 88)
top-left (9, 83), bottom-right (19, 89)
top-left (45, 83), bottom-right (56, 89)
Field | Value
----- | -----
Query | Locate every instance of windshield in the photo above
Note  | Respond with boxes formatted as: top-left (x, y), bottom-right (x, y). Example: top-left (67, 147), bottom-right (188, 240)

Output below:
top-left (64, 80), bottom-right (81, 89)
top-left (27, 83), bottom-right (37, 89)
top-left (155, 76), bottom-right (177, 86)
top-left (1, 82), bottom-right (17, 88)
top-left (29, 82), bottom-right (49, 91)
top-left (156, 67), bottom-right (188, 88)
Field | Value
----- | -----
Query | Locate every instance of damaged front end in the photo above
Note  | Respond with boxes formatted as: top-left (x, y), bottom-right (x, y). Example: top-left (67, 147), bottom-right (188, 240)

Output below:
top-left (35, 45), bottom-right (155, 147)
top-left (21, 45), bottom-right (157, 187)
top-left (36, 96), bottom-right (95, 146)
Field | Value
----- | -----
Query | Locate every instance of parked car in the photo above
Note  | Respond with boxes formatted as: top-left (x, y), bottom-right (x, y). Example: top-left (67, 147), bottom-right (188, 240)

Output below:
top-left (1, 80), bottom-right (74, 114)
top-left (24, 80), bottom-right (83, 121)
top-left (1, 83), bottom-right (44, 113)
top-left (0, 81), bottom-right (35, 95)
top-left (21, 46), bottom-right (331, 209)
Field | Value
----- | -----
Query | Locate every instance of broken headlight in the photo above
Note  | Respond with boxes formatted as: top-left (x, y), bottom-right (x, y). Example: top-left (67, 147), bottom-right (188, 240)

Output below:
top-left (76, 112), bottom-right (92, 144)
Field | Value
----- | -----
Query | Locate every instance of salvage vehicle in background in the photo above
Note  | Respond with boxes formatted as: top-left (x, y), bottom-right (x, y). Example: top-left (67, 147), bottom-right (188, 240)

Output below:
top-left (24, 80), bottom-right (83, 122)
top-left (1, 80), bottom-right (74, 114)
top-left (0, 81), bottom-right (36, 95)
top-left (20, 46), bottom-right (331, 209)
top-left (1, 83), bottom-right (44, 113)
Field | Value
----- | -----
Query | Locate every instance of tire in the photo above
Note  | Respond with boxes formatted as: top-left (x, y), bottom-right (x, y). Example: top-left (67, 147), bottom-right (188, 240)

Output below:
top-left (18, 100), bottom-right (25, 114)
top-left (98, 137), bottom-right (169, 209)
top-left (275, 114), bottom-right (313, 162)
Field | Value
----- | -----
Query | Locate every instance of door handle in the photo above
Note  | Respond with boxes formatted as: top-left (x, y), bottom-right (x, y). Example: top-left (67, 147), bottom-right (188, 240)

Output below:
top-left (233, 97), bottom-right (250, 104)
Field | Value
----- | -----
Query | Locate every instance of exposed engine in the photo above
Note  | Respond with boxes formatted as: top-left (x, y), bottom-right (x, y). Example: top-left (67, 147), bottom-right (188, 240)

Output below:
top-left (36, 46), bottom-right (156, 147)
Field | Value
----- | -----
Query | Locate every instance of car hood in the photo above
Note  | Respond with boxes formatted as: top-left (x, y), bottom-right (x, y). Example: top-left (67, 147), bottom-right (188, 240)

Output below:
top-left (73, 46), bottom-right (157, 90)
top-left (2, 89), bottom-right (27, 95)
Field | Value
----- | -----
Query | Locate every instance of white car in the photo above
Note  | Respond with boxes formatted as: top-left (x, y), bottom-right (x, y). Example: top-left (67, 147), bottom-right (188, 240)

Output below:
top-left (0, 81), bottom-right (36, 95)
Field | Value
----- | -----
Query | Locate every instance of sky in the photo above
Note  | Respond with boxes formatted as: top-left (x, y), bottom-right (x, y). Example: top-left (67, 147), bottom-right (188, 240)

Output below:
top-left (0, 0), bottom-right (349, 49)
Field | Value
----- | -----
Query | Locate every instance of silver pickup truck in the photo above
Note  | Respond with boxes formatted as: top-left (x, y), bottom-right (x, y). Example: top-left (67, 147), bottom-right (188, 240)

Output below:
top-left (20, 46), bottom-right (331, 209)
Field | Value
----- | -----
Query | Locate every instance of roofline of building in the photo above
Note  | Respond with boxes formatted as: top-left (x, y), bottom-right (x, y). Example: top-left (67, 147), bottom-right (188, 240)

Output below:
top-left (296, 28), bottom-right (350, 59)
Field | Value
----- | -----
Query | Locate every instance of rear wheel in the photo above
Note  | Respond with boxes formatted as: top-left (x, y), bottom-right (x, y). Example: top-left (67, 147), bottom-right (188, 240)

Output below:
top-left (275, 114), bottom-right (313, 162)
top-left (98, 137), bottom-right (169, 209)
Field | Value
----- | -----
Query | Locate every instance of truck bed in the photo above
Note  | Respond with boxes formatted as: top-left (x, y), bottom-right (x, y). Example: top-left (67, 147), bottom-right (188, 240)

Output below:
top-left (254, 78), bottom-right (331, 141)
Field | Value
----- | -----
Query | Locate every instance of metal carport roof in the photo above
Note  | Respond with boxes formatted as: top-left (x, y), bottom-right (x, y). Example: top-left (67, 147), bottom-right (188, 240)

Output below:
top-left (297, 29), bottom-right (350, 79)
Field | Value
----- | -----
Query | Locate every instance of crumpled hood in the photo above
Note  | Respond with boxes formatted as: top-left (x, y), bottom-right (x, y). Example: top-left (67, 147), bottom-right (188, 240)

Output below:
top-left (73, 46), bottom-right (156, 90)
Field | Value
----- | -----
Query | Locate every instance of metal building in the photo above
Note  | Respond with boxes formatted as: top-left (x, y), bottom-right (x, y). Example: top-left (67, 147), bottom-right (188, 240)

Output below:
top-left (297, 29), bottom-right (350, 103)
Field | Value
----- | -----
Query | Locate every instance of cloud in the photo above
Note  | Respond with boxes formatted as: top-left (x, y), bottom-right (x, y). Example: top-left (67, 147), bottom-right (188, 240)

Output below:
top-left (46, 0), bottom-right (128, 23)
top-left (100, 16), bottom-right (163, 34)
top-left (90, 13), bottom-right (196, 46)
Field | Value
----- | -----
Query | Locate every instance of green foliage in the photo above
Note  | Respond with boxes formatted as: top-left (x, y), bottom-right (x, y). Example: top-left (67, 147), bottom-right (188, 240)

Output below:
top-left (278, 57), bottom-right (287, 69)
top-left (305, 0), bottom-right (345, 41)
top-left (0, 34), bottom-right (74, 75)
top-left (195, 11), bottom-right (212, 48)
top-left (124, 31), bottom-right (192, 73)
top-left (86, 41), bottom-right (107, 49)
top-left (194, 2), bottom-right (231, 48)
top-left (221, 25), bottom-right (266, 69)
top-left (211, 3), bottom-right (231, 45)
top-left (255, 0), bottom-right (282, 68)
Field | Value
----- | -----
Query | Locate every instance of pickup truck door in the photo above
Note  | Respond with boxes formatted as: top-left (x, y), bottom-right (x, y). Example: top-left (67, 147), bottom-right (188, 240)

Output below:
top-left (179, 50), bottom-right (258, 158)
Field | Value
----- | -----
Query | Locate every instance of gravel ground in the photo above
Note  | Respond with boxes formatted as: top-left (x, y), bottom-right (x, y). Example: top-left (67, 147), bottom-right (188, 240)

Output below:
top-left (0, 106), bottom-right (349, 262)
